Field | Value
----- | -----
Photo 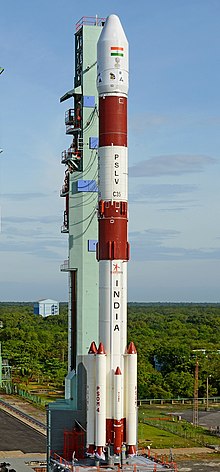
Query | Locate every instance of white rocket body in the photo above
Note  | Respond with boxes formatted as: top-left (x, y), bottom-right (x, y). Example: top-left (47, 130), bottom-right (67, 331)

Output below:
top-left (87, 14), bottom-right (137, 459)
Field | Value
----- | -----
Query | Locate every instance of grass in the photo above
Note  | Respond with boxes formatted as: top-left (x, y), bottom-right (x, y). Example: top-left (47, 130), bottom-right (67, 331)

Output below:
top-left (139, 404), bottom-right (206, 416)
top-left (138, 404), bottom-right (220, 449)
top-left (138, 423), bottom-right (197, 449)
top-left (16, 382), bottom-right (65, 402)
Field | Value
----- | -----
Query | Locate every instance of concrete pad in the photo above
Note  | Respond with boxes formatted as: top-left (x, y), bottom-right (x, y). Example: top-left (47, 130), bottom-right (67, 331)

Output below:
top-left (0, 454), bottom-right (46, 472)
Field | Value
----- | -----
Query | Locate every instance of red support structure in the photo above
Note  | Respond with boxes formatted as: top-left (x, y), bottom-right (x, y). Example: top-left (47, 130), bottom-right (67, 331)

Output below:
top-left (63, 429), bottom-right (85, 460)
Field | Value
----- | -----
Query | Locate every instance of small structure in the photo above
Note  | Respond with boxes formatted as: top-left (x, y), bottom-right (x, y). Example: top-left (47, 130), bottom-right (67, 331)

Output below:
top-left (34, 299), bottom-right (59, 317)
top-left (0, 342), bottom-right (12, 392)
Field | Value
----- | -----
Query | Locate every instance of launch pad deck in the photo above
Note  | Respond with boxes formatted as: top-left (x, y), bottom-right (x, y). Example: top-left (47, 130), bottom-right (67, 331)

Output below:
top-left (50, 454), bottom-right (177, 471)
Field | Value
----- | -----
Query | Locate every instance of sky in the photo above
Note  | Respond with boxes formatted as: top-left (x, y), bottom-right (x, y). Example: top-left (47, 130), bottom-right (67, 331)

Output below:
top-left (0, 0), bottom-right (220, 302)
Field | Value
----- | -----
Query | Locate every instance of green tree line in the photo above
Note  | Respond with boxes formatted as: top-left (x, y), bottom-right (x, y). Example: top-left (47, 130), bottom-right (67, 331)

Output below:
top-left (0, 303), bottom-right (68, 387)
top-left (1, 303), bottom-right (220, 398)
top-left (128, 303), bottom-right (220, 399)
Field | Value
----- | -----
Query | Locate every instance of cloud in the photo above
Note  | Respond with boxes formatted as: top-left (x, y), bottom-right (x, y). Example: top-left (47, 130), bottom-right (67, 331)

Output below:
top-left (3, 215), bottom-right (60, 224)
top-left (130, 154), bottom-right (216, 177)
top-left (1, 213), bottom-right (66, 260)
top-left (130, 183), bottom-right (197, 206)
top-left (130, 228), bottom-right (179, 242)
top-left (2, 192), bottom-right (47, 201)
top-left (130, 113), bottom-right (169, 132)
top-left (158, 206), bottom-right (190, 212)
top-left (0, 237), bottom-right (66, 259)
top-left (129, 184), bottom-right (199, 212)
top-left (129, 229), bottom-right (220, 261)
top-left (130, 113), bottom-right (220, 133)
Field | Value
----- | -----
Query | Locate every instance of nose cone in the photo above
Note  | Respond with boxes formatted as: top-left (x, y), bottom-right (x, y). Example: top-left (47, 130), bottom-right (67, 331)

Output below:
top-left (97, 14), bottom-right (129, 96)
top-left (99, 14), bottom-right (128, 43)
top-left (115, 366), bottom-right (122, 375)
top-left (88, 341), bottom-right (97, 354)
top-left (97, 342), bottom-right (106, 354)
top-left (127, 342), bottom-right (137, 354)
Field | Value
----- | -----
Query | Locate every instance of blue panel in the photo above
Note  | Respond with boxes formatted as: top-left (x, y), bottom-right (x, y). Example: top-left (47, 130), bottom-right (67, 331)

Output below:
top-left (88, 240), bottom-right (97, 252)
top-left (83, 95), bottom-right (95, 108)
top-left (34, 305), bottom-right (39, 315)
top-left (77, 180), bottom-right (98, 192)
top-left (89, 137), bottom-right (98, 149)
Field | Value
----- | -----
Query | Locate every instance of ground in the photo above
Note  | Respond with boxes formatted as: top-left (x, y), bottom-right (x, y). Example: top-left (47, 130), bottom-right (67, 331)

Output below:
top-left (0, 410), bottom-right (46, 453)
top-left (178, 408), bottom-right (220, 430)
top-left (2, 394), bottom-right (220, 471)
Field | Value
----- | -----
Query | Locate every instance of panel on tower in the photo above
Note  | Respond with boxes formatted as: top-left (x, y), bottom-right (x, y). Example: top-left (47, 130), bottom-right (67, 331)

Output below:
top-left (77, 180), bottom-right (98, 192)
top-left (83, 96), bottom-right (95, 107)
top-left (88, 240), bottom-right (98, 252)
top-left (89, 137), bottom-right (99, 149)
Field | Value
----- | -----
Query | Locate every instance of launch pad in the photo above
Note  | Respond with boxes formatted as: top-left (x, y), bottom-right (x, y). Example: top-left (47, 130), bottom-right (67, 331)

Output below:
top-left (49, 453), bottom-right (177, 471)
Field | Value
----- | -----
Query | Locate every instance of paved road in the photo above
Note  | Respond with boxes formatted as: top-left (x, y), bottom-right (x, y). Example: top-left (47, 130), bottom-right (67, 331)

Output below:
top-left (0, 410), bottom-right (46, 453)
top-left (177, 459), bottom-right (220, 471)
top-left (174, 409), bottom-right (220, 429)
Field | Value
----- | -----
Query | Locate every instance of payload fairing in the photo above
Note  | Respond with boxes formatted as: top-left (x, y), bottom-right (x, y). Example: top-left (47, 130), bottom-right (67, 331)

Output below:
top-left (87, 14), bottom-right (137, 459)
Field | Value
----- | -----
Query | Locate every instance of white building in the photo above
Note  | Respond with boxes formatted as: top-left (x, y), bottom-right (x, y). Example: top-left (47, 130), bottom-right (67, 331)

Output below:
top-left (34, 299), bottom-right (59, 317)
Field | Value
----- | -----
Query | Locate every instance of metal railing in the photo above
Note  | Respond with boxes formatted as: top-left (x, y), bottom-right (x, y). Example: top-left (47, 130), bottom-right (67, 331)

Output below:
top-left (0, 398), bottom-right (46, 433)
top-left (61, 150), bottom-right (81, 164)
top-left (65, 109), bottom-right (75, 125)
top-left (61, 225), bottom-right (69, 234)
top-left (60, 260), bottom-right (69, 272)
top-left (138, 396), bottom-right (220, 406)
top-left (75, 16), bottom-right (106, 31)
top-left (50, 453), bottom-right (177, 471)
top-left (66, 124), bottom-right (81, 135)
top-left (60, 185), bottom-right (69, 197)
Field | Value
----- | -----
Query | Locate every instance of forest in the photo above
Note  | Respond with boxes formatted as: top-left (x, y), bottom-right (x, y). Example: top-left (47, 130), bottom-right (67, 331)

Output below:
top-left (1, 302), bottom-right (220, 399)
top-left (0, 303), bottom-right (68, 388)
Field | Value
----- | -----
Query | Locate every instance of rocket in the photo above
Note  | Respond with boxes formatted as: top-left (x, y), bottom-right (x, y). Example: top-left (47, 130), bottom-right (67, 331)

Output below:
top-left (87, 14), bottom-right (137, 460)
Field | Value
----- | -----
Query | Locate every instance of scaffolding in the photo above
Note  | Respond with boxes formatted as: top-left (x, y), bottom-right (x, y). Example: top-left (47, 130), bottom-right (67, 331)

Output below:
top-left (193, 359), bottom-right (199, 427)
top-left (0, 342), bottom-right (12, 392)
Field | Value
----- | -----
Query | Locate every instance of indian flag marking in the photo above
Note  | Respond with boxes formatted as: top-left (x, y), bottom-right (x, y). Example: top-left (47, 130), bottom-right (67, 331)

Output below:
top-left (111, 46), bottom-right (124, 57)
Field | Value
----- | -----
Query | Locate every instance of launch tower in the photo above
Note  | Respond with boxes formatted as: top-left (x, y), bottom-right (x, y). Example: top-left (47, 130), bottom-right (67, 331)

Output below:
top-left (47, 17), bottom-right (104, 462)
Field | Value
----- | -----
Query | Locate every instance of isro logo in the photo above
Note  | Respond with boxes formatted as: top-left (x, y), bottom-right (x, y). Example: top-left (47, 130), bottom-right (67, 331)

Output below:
top-left (112, 263), bottom-right (122, 274)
